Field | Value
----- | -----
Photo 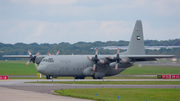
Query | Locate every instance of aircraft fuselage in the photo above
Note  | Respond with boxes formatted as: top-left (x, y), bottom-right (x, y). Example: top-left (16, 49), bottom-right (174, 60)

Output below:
top-left (37, 55), bottom-right (133, 78)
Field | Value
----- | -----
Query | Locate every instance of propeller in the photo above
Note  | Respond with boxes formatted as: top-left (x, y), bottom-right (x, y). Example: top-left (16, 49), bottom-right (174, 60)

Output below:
top-left (56, 50), bottom-right (60, 55)
top-left (108, 48), bottom-right (121, 70)
top-left (87, 49), bottom-right (104, 71)
top-left (115, 48), bottom-right (121, 70)
top-left (25, 50), bottom-right (40, 68)
top-left (47, 50), bottom-right (60, 56)
top-left (47, 52), bottom-right (51, 56)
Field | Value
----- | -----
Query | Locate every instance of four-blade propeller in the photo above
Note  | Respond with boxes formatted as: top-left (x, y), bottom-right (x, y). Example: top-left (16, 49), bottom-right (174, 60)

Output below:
top-left (109, 48), bottom-right (121, 70)
top-left (25, 50), bottom-right (40, 68)
top-left (114, 48), bottom-right (121, 70)
top-left (87, 49), bottom-right (104, 71)
top-left (47, 50), bottom-right (60, 56)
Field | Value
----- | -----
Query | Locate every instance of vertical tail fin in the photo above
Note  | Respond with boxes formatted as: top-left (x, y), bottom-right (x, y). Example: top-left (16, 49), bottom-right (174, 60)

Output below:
top-left (127, 20), bottom-right (145, 55)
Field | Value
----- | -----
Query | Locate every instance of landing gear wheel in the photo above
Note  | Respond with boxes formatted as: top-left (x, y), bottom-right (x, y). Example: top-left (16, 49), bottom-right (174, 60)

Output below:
top-left (74, 76), bottom-right (85, 79)
top-left (79, 77), bottom-right (85, 79)
top-left (92, 76), bottom-right (98, 79)
top-left (46, 75), bottom-right (50, 79)
top-left (93, 76), bottom-right (103, 79)
top-left (46, 75), bottom-right (52, 79)
top-left (74, 77), bottom-right (79, 79)
top-left (98, 77), bottom-right (103, 79)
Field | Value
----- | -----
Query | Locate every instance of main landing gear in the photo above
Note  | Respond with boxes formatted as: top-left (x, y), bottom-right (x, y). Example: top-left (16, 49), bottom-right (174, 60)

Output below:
top-left (92, 76), bottom-right (103, 79)
top-left (74, 76), bottom-right (85, 79)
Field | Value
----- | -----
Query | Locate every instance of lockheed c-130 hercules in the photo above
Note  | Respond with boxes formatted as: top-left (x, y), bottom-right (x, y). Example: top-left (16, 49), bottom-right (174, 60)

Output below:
top-left (3, 20), bottom-right (175, 79)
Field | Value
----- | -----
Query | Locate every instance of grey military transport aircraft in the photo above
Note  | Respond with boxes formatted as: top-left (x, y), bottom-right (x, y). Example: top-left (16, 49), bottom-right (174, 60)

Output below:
top-left (3, 20), bottom-right (174, 79)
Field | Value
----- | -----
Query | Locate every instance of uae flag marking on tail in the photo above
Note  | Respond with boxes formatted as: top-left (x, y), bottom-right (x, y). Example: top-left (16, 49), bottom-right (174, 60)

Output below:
top-left (137, 36), bottom-right (140, 40)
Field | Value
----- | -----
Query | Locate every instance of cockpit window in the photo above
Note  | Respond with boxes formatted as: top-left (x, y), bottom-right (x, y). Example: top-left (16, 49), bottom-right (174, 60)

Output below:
top-left (42, 58), bottom-right (54, 63)
top-left (48, 58), bottom-right (54, 62)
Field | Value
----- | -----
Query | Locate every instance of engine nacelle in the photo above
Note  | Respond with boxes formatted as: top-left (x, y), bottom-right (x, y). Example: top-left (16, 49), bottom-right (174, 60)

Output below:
top-left (110, 61), bottom-right (133, 68)
top-left (83, 67), bottom-right (94, 76)
top-left (120, 57), bottom-right (131, 64)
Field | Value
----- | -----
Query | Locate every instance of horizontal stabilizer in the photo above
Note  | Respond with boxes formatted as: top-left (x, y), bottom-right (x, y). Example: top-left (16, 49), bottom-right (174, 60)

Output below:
top-left (127, 55), bottom-right (175, 62)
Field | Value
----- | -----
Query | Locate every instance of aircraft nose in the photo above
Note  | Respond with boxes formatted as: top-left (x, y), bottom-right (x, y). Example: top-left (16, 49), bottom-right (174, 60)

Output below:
top-left (37, 65), bottom-right (45, 74)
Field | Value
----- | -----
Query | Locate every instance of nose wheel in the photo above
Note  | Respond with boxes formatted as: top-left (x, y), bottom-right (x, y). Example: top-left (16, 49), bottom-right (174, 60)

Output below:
top-left (46, 75), bottom-right (52, 79)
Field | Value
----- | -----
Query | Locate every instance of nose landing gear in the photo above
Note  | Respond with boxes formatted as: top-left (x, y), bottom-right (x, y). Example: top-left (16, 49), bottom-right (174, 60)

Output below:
top-left (46, 75), bottom-right (52, 79)
top-left (46, 75), bottom-right (58, 79)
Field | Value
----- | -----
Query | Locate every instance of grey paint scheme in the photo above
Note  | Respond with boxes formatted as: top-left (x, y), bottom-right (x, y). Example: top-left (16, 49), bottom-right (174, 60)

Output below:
top-left (37, 55), bottom-right (132, 77)
top-left (126, 20), bottom-right (145, 55)
top-left (3, 20), bottom-right (174, 78)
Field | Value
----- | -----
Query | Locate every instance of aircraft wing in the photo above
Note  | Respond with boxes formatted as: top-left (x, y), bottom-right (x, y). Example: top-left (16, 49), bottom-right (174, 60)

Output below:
top-left (3, 55), bottom-right (46, 58)
top-left (126, 55), bottom-right (175, 61)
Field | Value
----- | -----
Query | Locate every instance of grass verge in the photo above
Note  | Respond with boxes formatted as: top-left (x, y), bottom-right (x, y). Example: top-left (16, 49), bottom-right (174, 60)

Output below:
top-left (26, 81), bottom-right (180, 85)
top-left (0, 60), bottom-right (38, 75)
top-left (55, 88), bottom-right (180, 101)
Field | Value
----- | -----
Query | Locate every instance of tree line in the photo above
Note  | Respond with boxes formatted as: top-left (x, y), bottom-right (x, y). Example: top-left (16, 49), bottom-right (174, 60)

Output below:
top-left (0, 39), bottom-right (180, 60)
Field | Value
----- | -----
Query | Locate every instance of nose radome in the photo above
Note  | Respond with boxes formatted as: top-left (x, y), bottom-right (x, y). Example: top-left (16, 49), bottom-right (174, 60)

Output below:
top-left (37, 65), bottom-right (44, 73)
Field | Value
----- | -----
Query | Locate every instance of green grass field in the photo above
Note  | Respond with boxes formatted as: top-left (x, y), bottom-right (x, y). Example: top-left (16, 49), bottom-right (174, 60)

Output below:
top-left (0, 60), bottom-right (180, 76)
top-left (55, 88), bottom-right (180, 101)
top-left (119, 65), bottom-right (180, 75)
top-left (0, 60), bottom-right (38, 75)
top-left (27, 81), bottom-right (180, 85)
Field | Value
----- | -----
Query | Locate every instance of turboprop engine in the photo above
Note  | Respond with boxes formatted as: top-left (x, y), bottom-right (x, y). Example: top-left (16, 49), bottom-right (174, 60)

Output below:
top-left (109, 57), bottom-right (132, 68)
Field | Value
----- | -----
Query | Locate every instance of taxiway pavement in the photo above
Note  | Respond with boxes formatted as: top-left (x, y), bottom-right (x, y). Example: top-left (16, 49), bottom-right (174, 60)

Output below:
top-left (0, 79), bottom-right (180, 94)
top-left (0, 79), bottom-right (180, 101)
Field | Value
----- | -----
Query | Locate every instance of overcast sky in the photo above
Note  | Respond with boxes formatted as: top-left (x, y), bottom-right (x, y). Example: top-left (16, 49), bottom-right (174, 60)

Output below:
top-left (0, 0), bottom-right (180, 44)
